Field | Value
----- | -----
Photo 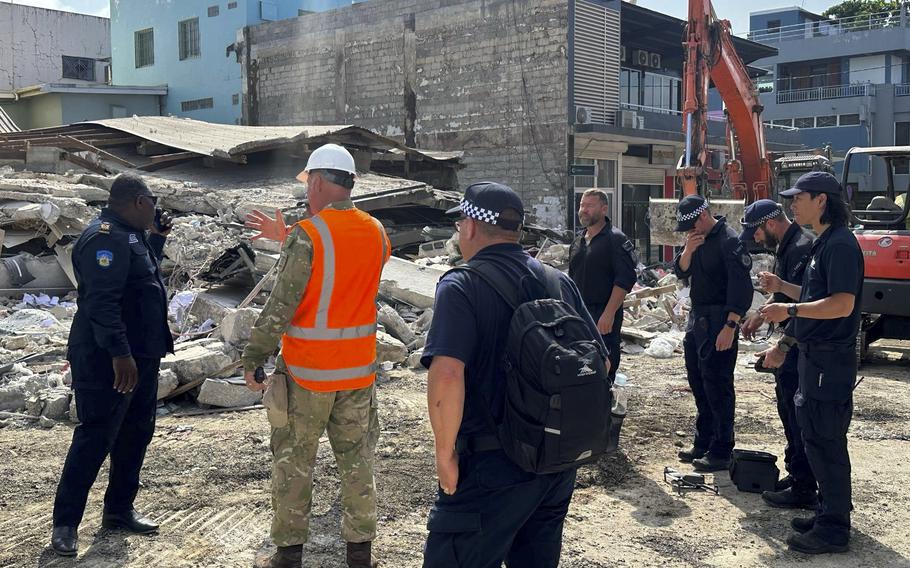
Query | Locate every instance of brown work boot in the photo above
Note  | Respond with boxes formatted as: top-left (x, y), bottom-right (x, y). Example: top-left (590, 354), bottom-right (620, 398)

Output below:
top-left (346, 541), bottom-right (378, 568)
top-left (253, 544), bottom-right (302, 568)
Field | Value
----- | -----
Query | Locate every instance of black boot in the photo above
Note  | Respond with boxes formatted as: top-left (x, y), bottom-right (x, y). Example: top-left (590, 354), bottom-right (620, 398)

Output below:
top-left (346, 541), bottom-right (378, 568)
top-left (254, 544), bottom-right (302, 568)
top-left (762, 487), bottom-right (818, 510)
top-left (787, 528), bottom-right (849, 554)
top-left (101, 508), bottom-right (159, 534)
top-left (50, 526), bottom-right (78, 557)
top-left (790, 516), bottom-right (816, 534)
top-left (775, 475), bottom-right (793, 491)
top-left (692, 454), bottom-right (731, 472)
top-left (677, 446), bottom-right (707, 463)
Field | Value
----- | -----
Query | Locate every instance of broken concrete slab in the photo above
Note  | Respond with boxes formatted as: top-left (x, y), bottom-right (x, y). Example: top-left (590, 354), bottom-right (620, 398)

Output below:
top-left (197, 377), bottom-right (262, 408)
top-left (378, 304), bottom-right (416, 345)
top-left (160, 339), bottom-right (234, 385)
top-left (406, 349), bottom-right (424, 370)
top-left (0, 308), bottom-right (62, 335)
top-left (376, 331), bottom-right (408, 364)
top-left (219, 307), bottom-right (262, 345)
top-left (25, 388), bottom-right (70, 420)
top-left (157, 369), bottom-right (179, 400)
top-left (379, 257), bottom-right (448, 309)
top-left (188, 286), bottom-right (248, 325)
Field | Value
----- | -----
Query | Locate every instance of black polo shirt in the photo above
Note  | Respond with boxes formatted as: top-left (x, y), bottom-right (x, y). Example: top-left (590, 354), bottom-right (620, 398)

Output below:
top-left (673, 216), bottom-right (753, 316)
top-left (774, 223), bottom-right (815, 333)
top-left (568, 220), bottom-right (638, 320)
top-left (795, 225), bottom-right (864, 345)
top-left (421, 243), bottom-right (603, 437)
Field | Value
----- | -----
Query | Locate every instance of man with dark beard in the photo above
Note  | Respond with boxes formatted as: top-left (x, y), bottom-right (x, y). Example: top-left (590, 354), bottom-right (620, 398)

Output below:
top-left (568, 189), bottom-right (637, 381)
top-left (739, 199), bottom-right (817, 509)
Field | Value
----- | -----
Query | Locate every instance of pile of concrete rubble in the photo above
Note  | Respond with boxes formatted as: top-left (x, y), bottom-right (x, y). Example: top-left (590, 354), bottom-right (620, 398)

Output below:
top-left (0, 166), bottom-right (777, 427)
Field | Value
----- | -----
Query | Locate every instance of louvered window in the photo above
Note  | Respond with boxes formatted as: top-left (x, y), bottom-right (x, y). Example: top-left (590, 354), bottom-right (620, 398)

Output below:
top-left (573, 0), bottom-right (621, 125)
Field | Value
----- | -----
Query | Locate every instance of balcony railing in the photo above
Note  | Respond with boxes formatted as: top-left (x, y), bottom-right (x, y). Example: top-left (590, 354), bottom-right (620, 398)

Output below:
top-left (743, 7), bottom-right (907, 43)
top-left (776, 84), bottom-right (875, 104)
top-left (896, 84), bottom-right (910, 96)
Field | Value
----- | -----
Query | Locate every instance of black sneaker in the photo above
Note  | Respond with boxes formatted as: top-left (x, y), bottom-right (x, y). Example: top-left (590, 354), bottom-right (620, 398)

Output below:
top-left (787, 528), bottom-right (849, 554)
top-left (775, 475), bottom-right (793, 491)
top-left (762, 488), bottom-right (819, 510)
top-left (790, 516), bottom-right (816, 534)
top-left (677, 446), bottom-right (707, 463)
top-left (692, 454), bottom-right (731, 472)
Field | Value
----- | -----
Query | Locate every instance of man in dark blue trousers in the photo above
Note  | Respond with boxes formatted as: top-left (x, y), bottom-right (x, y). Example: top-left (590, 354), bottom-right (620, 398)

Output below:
top-left (50, 174), bottom-right (174, 556)
top-left (421, 182), bottom-right (605, 568)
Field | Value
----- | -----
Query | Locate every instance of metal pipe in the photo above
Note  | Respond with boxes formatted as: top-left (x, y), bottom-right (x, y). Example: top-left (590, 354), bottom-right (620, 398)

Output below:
top-left (685, 114), bottom-right (693, 166)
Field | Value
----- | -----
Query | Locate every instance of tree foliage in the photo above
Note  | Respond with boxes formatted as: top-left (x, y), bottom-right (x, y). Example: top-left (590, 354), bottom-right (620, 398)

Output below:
top-left (822, 0), bottom-right (902, 19)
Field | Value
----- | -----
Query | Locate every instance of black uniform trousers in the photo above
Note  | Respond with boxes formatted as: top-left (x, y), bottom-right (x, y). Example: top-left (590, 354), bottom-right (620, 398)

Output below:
top-left (422, 449), bottom-right (576, 568)
top-left (795, 346), bottom-right (855, 543)
top-left (587, 303), bottom-right (622, 382)
top-left (775, 346), bottom-right (816, 492)
top-left (683, 309), bottom-right (737, 458)
top-left (52, 354), bottom-right (161, 528)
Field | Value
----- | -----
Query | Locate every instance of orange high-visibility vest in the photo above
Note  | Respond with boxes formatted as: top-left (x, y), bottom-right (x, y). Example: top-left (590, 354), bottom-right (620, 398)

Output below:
top-left (281, 207), bottom-right (391, 392)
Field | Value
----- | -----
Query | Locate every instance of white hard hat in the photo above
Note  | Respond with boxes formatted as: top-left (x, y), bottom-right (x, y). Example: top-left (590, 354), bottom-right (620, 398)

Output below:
top-left (296, 143), bottom-right (356, 183)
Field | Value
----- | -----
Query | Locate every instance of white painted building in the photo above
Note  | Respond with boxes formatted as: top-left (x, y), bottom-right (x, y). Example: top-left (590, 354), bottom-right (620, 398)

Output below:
top-left (0, 3), bottom-right (110, 92)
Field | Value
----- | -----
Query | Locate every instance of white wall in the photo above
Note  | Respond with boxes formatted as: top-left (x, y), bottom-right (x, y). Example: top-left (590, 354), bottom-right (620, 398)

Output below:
top-left (849, 54), bottom-right (887, 84)
top-left (0, 4), bottom-right (110, 91)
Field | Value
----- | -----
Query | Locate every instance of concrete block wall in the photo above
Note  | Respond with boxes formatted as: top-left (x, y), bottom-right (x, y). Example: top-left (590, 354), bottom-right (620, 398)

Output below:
top-left (243, 0), bottom-right (570, 227)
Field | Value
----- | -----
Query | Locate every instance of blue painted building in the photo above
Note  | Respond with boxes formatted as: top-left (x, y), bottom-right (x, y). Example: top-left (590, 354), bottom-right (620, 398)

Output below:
top-left (747, 5), bottom-right (910, 193)
top-left (110, 0), bottom-right (364, 124)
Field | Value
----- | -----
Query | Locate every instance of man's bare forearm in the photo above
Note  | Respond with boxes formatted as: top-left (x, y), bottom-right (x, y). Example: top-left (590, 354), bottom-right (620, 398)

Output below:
top-left (604, 285), bottom-right (628, 319)
top-left (794, 293), bottom-right (855, 320)
top-left (427, 358), bottom-right (465, 456)
top-left (780, 281), bottom-right (801, 301)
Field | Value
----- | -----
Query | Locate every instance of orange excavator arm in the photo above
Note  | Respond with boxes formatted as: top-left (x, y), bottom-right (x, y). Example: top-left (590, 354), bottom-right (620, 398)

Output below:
top-left (679, 0), bottom-right (772, 203)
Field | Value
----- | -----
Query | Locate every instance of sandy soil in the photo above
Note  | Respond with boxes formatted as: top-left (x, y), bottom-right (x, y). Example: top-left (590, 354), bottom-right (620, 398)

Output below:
top-left (1, 341), bottom-right (909, 568)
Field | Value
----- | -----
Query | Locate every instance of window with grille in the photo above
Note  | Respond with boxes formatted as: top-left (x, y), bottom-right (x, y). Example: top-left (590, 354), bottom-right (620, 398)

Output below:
top-left (228, 1), bottom-right (237, 7)
top-left (62, 56), bottom-right (95, 81)
top-left (794, 117), bottom-right (814, 129)
top-left (208, 5), bottom-right (219, 17)
top-left (839, 114), bottom-right (860, 126)
top-left (181, 98), bottom-right (214, 112)
top-left (816, 115), bottom-right (837, 128)
top-left (178, 18), bottom-right (201, 60)
top-left (772, 118), bottom-right (793, 127)
top-left (232, 93), bottom-right (240, 105)
top-left (135, 29), bottom-right (154, 68)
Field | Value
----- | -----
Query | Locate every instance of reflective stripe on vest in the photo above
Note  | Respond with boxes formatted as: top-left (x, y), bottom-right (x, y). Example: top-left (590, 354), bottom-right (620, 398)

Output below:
top-left (281, 208), bottom-right (387, 393)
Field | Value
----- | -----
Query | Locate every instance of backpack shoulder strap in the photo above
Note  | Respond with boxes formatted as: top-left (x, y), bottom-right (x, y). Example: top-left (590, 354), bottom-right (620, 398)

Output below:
top-left (449, 261), bottom-right (520, 310)
top-left (537, 263), bottom-right (565, 301)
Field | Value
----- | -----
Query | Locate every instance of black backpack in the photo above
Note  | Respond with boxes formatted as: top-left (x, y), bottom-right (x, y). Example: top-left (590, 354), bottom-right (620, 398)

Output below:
top-left (452, 260), bottom-right (613, 474)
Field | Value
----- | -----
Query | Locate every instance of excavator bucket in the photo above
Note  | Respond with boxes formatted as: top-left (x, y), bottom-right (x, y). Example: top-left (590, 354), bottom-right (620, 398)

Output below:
top-left (648, 197), bottom-right (746, 246)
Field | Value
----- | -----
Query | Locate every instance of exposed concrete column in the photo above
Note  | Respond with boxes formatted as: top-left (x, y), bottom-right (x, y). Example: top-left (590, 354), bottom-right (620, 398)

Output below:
top-left (403, 13), bottom-right (417, 149)
top-left (334, 29), bottom-right (347, 123)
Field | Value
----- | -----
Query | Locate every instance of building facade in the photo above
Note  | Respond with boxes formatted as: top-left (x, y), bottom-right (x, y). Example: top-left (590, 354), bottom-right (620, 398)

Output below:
top-left (239, 0), bottom-right (796, 260)
top-left (748, 5), bottom-right (910, 194)
top-left (0, 4), bottom-right (110, 91)
top-left (110, 0), bottom-right (366, 125)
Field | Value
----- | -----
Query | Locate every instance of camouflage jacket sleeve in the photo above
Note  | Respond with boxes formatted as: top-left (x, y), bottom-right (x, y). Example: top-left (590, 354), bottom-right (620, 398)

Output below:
top-left (241, 225), bottom-right (313, 372)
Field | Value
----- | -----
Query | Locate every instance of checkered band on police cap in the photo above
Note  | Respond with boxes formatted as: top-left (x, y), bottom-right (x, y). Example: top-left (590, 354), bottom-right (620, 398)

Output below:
top-left (742, 204), bottom-right (783, 228)
top-left (460, 198), bottom-right (501, 225)
top-left (677, 200), bottom-right (709, 222)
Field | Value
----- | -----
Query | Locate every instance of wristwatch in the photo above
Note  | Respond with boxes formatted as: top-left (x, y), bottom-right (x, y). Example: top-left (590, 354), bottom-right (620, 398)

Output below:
top-left (787, 304), bottom-right (799, 317)
top-left (725, 320), bottom-right (738, 329)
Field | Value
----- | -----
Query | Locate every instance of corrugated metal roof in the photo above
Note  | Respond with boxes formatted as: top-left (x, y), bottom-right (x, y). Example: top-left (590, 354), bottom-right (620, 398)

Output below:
top-left (0, 106), bottom-right (20, 134)
top-left (81, 116), bottom-right (459, 163)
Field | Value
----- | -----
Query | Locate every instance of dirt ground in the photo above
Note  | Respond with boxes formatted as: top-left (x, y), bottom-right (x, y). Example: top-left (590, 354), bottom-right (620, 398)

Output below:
top-left (2, 340), bottom-right (909, 568)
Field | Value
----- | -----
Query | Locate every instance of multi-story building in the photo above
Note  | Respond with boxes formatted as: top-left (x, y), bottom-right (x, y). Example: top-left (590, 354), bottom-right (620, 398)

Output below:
top-left (747, 4), bottom-right (910, 195)
top-left (238, 0), bottom-right (796, 261)
top-left (110, 0), bottom-right (366, 125)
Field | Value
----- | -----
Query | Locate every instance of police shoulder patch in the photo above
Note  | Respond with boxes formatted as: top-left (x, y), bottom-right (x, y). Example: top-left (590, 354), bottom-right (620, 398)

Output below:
top-left (99, 222), bottom-right (111, 234)
top-left (128, 233), bottom-right (139, 244)
top-left (740, 253), bottom-right (753, 269)
top-left (96, 250), bottom-right (113, 268)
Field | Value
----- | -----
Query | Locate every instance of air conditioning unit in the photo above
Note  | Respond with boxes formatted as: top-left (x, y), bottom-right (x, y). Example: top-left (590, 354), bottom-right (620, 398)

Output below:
top-left (633, 49), bottom-right (649, 67)
top-left (620, 45), bottom-right (627, 63)
top-left (650, 53), bottom-right (662, 69)
top-left (576, 105), bottom-right (593, 125)
top-left (615, 109), bottom-right (638, 129)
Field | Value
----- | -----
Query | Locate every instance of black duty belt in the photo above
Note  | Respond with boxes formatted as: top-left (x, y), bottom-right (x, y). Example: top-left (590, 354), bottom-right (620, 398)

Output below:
top-left (455, 434), bottom-right (501, 455)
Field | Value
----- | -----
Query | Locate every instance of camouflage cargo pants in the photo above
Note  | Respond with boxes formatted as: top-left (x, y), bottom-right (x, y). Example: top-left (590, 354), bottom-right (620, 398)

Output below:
top-left (270, 374), bottom-right (379, 546)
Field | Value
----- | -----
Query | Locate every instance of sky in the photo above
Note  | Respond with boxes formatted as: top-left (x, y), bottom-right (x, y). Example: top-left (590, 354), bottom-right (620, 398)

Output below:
top-left (2, 0), bottom-right (842, 30)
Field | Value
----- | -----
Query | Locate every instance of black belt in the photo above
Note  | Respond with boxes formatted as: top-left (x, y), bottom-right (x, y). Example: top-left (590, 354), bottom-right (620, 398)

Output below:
top-left (797, 342), bottom-right (839, 353)
top-left (455, 434), bottom-right (501, 455)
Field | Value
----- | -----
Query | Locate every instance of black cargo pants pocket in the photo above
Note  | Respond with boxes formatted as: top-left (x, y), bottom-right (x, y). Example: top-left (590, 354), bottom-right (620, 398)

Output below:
top-left (423, 508), bottom-right (482, 567)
